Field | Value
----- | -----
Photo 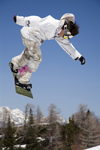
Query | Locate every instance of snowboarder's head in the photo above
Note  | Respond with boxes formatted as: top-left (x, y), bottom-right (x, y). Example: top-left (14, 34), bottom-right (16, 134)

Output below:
top-left (62, 21), bottom-right (80, 36)
top-left (60, 13), bottom-right (79, 37)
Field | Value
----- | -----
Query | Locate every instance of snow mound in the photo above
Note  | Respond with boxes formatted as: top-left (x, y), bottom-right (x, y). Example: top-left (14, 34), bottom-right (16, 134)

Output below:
top-left (84, 145), bottom-right (100, 150)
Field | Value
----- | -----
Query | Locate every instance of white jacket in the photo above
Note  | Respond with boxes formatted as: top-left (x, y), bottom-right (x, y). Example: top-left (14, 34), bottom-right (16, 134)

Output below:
top-left (16, 15), bottom-right (82, 60)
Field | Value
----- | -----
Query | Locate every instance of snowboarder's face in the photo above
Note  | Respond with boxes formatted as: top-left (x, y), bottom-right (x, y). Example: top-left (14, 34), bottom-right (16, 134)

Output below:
top-left (58, 30), bottom-right (65, 37)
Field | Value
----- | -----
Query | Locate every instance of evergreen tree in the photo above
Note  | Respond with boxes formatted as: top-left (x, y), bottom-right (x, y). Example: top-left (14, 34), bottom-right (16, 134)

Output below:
top-left (61, 124), bottom-right (67, 146)
top-left (66, 116), bottom-right (80, 150)
top-left (3, 116), bottom-right (16, 150)
top-left (0, 139), bottom-right (3, 150)
top-left (26, 108), bottom-right (36, 149)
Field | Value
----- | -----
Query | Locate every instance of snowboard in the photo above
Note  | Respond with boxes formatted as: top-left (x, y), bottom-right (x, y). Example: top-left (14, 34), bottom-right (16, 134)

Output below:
top-left (9, 62), bottom-right (33, 99)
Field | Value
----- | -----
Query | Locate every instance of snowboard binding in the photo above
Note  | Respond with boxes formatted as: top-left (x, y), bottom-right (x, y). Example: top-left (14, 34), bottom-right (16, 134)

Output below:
top-left (15, 76), bottom-right (32, 91)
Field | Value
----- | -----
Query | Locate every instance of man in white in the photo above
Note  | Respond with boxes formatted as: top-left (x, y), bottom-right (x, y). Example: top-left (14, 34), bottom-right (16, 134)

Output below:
top-left (10, 13), bottom-right (85, 90)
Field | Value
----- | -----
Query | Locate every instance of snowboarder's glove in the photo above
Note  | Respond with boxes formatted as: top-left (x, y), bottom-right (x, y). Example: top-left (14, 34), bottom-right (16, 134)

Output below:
top-left (79, 56), bottom-right (85, 65)
top-left (13, 15), bottom-right (17, 23)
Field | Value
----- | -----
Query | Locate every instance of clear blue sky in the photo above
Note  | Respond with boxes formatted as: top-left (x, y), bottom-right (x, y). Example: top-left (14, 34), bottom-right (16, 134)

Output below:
top-left (0, 0), bottom-right (100, 120)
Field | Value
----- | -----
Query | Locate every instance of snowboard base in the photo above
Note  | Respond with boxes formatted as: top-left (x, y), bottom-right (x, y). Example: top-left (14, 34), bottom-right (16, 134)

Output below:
top-left (9, 62), bottom-right (33, 99)
top-left (15, 85), bottom-right (33, 99)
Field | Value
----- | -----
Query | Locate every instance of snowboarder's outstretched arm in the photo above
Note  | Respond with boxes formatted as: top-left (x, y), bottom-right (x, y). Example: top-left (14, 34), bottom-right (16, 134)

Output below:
top-left (55, 36), bottom-right (85, 65)
top-left (13, 15), bottom-right (41, 27)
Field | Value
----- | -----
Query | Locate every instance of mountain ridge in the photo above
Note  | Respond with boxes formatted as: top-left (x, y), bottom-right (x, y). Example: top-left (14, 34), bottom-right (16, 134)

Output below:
top-left (0, 106), bottom-right (67, 127)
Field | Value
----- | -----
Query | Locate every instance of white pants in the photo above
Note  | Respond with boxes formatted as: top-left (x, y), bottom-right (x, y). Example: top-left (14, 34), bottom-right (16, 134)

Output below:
top-left (12, 36), bottom-right (42, 84)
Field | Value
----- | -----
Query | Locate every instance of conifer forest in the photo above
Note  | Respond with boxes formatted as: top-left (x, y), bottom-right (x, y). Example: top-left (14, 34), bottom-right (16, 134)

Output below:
top-left (0, 103), bottom-right (100, 150)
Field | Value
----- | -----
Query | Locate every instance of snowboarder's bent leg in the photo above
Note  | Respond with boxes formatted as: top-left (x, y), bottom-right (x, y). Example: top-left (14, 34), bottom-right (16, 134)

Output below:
top-left (11, 33), bottom-right (42, 87)
top-left (16, 39), bottom-right (42, 85)
top-left (18, 51), bottom-right (42, 84)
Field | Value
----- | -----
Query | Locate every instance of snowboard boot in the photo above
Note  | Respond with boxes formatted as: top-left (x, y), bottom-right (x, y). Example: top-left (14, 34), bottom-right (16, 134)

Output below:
top-left (10, 63), bottom-right (18, 74)
top-left (15, 76), bottom-right (32, 91)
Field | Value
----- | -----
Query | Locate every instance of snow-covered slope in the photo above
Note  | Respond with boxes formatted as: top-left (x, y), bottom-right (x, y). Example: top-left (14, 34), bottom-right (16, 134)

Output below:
top-left (0, 107), bottom-right (25, 126)
top-left (84, 145), bottom-right (100, 150)
top-left (10, 109), bottom-right (25, 125)
top-left (0, 106), bottom-right (67, 126)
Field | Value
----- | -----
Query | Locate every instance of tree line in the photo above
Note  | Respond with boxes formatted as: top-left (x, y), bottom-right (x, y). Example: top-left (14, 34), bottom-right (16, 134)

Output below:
top-left (0, 103), bottom-right (100, 150)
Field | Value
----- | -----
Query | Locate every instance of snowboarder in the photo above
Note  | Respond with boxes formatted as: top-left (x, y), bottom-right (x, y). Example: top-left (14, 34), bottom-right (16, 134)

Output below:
top-left (10, 13), bottom-right (85, 91)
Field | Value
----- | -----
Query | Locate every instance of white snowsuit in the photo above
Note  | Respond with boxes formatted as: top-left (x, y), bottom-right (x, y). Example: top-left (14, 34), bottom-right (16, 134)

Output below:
top-left (12, 14), bottom-right (82, 84)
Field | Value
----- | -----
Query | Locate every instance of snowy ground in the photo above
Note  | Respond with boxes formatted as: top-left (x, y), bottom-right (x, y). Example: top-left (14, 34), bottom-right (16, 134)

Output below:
top-left (2, 145), bottom-right (26, 149)
top-left (84, 145), bottom-right (100, 150)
